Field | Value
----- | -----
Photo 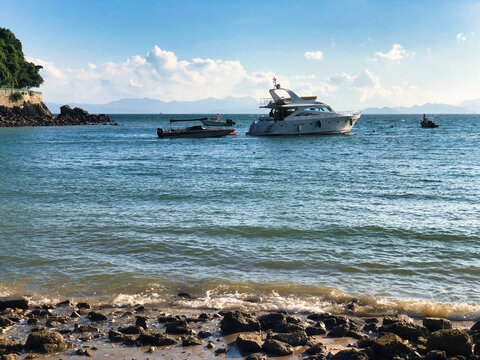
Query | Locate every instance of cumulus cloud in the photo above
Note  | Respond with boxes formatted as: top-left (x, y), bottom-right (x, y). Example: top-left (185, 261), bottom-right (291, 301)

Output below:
top-left (30, 46), bottom-right (278, 103)
top-left (375, 44), bottom-right (414, 61)
top-left (304, 51), bottom-right (324, 60)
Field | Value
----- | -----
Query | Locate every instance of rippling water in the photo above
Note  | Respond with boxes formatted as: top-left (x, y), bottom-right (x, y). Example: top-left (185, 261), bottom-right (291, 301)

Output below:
top-left (1, 114), bottom-right (480, 319)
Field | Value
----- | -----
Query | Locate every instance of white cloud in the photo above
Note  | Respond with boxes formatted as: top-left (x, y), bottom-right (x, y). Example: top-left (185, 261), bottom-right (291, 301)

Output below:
top-left (375, 44), bottom-right (414, 61)
top-left (291, 74), bottom-right (316, 80)
top-left (30, 46), bottom-right (279, 103)
top-left (456, 33), bottom-right (467, 41)
top-left (304, 51), bottom-right (324, 60)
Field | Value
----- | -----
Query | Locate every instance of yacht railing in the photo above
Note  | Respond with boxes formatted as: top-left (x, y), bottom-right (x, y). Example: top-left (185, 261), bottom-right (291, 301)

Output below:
top-left (337, 110), bottom-right (361, 116)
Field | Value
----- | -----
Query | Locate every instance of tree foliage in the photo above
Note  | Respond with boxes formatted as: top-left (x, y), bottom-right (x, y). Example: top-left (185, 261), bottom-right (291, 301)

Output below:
top-left (0, 27), bottom-right (43, 88)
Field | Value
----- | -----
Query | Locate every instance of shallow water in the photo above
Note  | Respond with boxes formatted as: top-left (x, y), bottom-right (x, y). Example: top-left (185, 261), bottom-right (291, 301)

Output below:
top-left (1, 114), bottom-right (480, 319)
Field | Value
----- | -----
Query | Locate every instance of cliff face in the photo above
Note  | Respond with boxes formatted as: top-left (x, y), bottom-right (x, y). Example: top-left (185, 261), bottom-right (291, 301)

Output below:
top-left (0, 103), bottom-right (116, 127)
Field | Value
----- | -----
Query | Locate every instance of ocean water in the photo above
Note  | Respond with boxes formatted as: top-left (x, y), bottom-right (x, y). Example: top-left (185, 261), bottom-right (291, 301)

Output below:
top-left (1, 114), bottom-right (480, 319)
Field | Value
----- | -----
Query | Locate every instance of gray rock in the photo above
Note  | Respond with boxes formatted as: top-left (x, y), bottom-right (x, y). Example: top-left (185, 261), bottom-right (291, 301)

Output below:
top-left (76, 302), bottom-right (90, 309)
top-left (220, 311), bottom-right (260, 334)
top-left (236, 333), bottom-right (264, 354)
top-left (262, 338), bottom-right (293, 356)
top-left (135, 316), bottom-right (147, 329)
top-left (328, 323), bottom-right (350, 338)
top-left (426, 329), bottom-right (473, 357)
top-left (165, 319), bottom-right (191, 334)
top-left (305, 342), bottom-right (326, 355)
top-left (87, 311), bottom-right (107, 321)
top-left (245, 353), bottom-right (267, 360)
top-left (257, 313), bottom-right (286, 330)
top-left (329, 349), bottom-right (369, 360)
top-left (379, 321), bottom-right (427, 341)
top-left (118, 325), bottom-right (143, 335)
top-left (423, 318), bottom-right (452, 332)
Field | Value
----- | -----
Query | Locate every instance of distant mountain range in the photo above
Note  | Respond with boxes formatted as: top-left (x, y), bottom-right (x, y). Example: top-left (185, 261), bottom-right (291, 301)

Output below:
top-left (46, 97), bottom-right (480, 114)
top-left (46, 96), bottom-right (262, 114)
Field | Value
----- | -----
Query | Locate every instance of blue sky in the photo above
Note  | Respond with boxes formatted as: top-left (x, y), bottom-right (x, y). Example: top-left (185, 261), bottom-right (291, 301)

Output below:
top-left (2, 0), bottom-right (479, 108)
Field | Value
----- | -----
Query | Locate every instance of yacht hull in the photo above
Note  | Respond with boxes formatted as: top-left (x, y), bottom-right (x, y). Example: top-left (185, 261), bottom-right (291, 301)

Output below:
top-left (246, 115), bottom-right (360, 136)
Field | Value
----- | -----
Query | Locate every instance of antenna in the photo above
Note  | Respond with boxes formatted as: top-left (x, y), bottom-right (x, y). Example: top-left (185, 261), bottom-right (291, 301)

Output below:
top-left (272, 77), bottom-right (277, 87)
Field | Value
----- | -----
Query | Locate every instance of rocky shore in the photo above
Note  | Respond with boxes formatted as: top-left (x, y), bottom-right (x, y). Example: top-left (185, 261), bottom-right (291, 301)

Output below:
top-left (1, 296), bottom-right (480, 360)
top-left (0, 103), bottom-right (116, 127)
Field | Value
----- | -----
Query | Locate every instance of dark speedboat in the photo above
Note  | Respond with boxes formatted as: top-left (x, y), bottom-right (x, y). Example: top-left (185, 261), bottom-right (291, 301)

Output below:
top-left (157, 119), bottom-right (236, 138)
top-left (421, 114), bottom-right (439, 128)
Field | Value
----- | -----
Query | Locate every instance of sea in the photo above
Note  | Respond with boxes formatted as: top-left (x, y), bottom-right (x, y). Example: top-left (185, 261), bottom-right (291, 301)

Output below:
top-left (1, 114), bottom-right (479, 320)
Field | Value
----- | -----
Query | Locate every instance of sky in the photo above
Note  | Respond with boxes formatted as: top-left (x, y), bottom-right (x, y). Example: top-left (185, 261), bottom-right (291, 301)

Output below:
top-left (1, 0), bottom-right (480, 109)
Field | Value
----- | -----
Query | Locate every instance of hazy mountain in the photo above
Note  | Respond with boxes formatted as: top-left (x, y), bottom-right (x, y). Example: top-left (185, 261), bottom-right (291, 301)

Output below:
top-left (459, 98), bottom-right (480, 113)
top-left (362, 103), bottom-right (475, 114)
top-left (46, 96), bottom-right (262, 114)
top-left (362, 107), bottom-right (399, 114)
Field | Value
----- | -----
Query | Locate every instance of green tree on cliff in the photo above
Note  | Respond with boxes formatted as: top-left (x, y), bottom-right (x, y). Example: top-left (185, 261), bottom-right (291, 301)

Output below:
top-left (0, 27), bottom-right (43, 88)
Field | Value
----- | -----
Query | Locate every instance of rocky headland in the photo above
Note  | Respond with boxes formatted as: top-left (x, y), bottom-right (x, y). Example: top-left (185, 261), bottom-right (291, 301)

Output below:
top-left (0, 103), bottom-right (116, 127)
top-left (1, 296), bottom-right (480, 360)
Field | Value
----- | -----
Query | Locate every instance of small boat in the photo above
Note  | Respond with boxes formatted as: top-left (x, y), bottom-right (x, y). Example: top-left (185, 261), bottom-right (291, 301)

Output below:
top-left (246, 78), bottom-right (360, 136)
top-left (157, 119), bottom-right (236, 138)
top-left (200, 114), bottom-right (236, 127)
top-left (421, 114), bottom-right (439, 128)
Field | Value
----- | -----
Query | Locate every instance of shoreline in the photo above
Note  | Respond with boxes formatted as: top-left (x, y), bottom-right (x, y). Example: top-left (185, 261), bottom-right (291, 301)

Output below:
top-left (1, 295), bottom-right (479, 359)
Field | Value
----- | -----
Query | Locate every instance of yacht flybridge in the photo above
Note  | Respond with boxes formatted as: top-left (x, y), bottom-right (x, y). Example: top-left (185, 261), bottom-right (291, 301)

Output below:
top-left (247, 80), bottom-right (360, 136)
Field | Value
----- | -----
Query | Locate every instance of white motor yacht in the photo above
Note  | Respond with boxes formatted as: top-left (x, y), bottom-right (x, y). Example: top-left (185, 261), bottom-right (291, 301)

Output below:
top-left (247, 81), bottom-right (360, 136)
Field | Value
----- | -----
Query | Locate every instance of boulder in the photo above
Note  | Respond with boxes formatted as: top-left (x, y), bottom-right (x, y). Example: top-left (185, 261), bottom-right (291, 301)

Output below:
top-left (182, 336), bottom-right (202, 347)
top-left (305, 342), bottom-right (326, 355)
top-left (306, 324), bottom-right (327, 336)
top-left (0, 298), bottom-right (28, 311)
top-left (76, 302), bottom-right (90, 309)
top-left (0, 335), bottom-right (22, 354)
top-left (372, 332), bottom-right (415, 358)
top-left (378, 321), bottom-right (427, 341)
top-left (220, 311), bottom-right (260, 334)
top-left (328, 323), bottom-right (350, 338)
top-left (198, 331), bottom-right (211, 339)
top-left (108, 330), bottom-right (125, 343)
top-left (471, 320), bottom-right (480, 333)
top-left (272, 331), bottom-right (308, 346)
top-left (24, 329), bottom-right (68, 353)
top-left (262, 338), bottom-right (293, 356)
top-left (423, 318), bottom-right (452, 332)
top-left (329, 349), bottom-right (369, 360)
top-left (137, 331), bottom-right (177, 346)
top-left (55, 300), bottom-right (72, 308)
top-left (236, 333), bottom-right (264, 354)
top-left (87, 311), bottom-right (107, 321)
top-left (135, 316), bottom-right (147, 329)
top-left (382, 315), bottom-right (413, 325)
top-left (257, 313), bottom-right (286, 330)
top-left (165, 320), bottom-right (191, 334)
top-left (426, 329), bottom-right (473, 357)
top-left (118, 326), bottom-right (143, 335)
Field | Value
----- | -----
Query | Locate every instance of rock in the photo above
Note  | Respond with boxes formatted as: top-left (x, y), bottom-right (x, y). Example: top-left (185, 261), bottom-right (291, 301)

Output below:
top-left (118, 325), bottom-right (143, 335)
top-left (425, 350), bottom-right (447, 360)
top-left (76, 302), bottom-right (90, 309)
top-left (328, 323), bottom-right (350, 338)
top-left (305, 342), bottom-right (326, 355)
top-left (245, 353), bottom-right (267, 360)
top-left (286, 315), bottom-right (302, 324)
top-left (426, 329), bottom-right (473, 356)
top-left (357, 336), bottom-right (374, 348)
top-left (471, 320), bottom-right (480, 333)
top-left (0, 335), bottom-right (22, 353)
top-left (273, 322), bottom-right (305, 333)
top-left (1, 354), bottom-right (20, 360)
top-left (0, 298), bottom-right (28, 311)
top-left (372, 333), bottom-right (415, 358)
top-left (382, 315), bottom-right (413, 325)
top-left (70, 311), bottom-right (80, 318)
top-left (257, 313), bottom-right (286, 330)
top-left (306, 322), bottom-right (327, 336)
top-left (135, 316), bottom-right (147, 328)
top-left (182, 335), bottom-right (202, 347)
top-left (73, 324), bottom-right (98, 333)
top-left (236, 333), bottom-right (264, 354)
top-left (24, 329), bottom-right (67, 353)
top-left (262, 338), bottom-right (293, 356)
top-left (54, 105), bottom-right (115, 126)
top-left (137, 331), bottom-right (177, 346)
top-left (206, 341), bottom-right (214, 349)
top-left (55, 300), bottom-right (72, 308)
top-left (0, 317), bottom-right (14, 328)
top-left (147, 346), bottom-right (156, 353)
top-left (423, 318), bottom-right (452, 332)
top-left (177, 292), bottom-right (192, 299)
top-left (27, 318), bottom-right (39, 325)
top-left (122, 334), bottom-right (139, 346)
top-left (365, 318), bottom-right (379, 324)
top-left (329, 349), bottom-right (368, 360)
top-left (220, 311), bottom-right (261, 334)
top-left (87, 311), bottom-right (107, 321)
top-left (272, 331), bottom-right (308, 346)
top-left (215, 347), bottom-right (228, 354)
top-left (378, 321), bottom-right (427, 341)
top-left (198, 331), bottom-right (211, 339)
top-left (75, 348), bottom-right (93, 357)
top-left (108, 330), bottom-right (125, 343)
top-left (165, 320), bottom-right (191, 334)
top-left (135, 306), bottom-right (145, 312)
